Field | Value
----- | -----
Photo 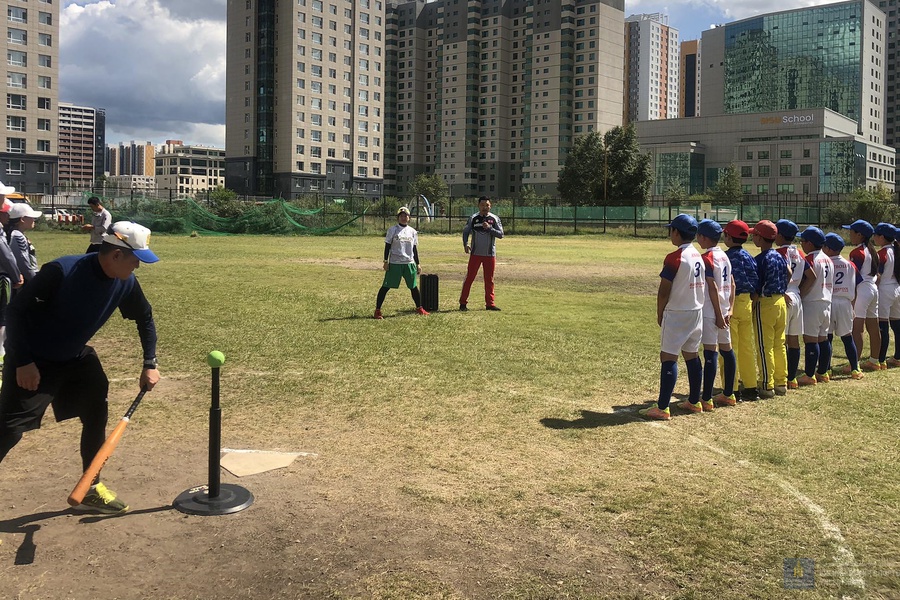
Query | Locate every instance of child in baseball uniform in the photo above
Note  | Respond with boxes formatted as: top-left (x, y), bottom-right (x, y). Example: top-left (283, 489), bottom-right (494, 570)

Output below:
top-left (843, 219), bottom-right (881, 371)
top-left (373, 206), bottom-right (428, 319)
top-left (822, 233), bottom-right (864, 379)
top-left (796, 227), bottom-right (834, 386)
top-left (750, 220), bottom-right (790, 397)
top-left (723, 220), bottom-right (760, 401)
top-left (775, 219), bottom-right (817, 388)
top-left (640, 214), bottom-right (705, 421)
top-left (693, 219), bottom-right (737, 410)
top-left (873, 223), bottom-right (900, 368)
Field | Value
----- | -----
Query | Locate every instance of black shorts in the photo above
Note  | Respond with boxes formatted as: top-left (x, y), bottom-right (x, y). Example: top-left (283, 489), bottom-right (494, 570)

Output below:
top-left (0, 346), bottom-right (109, 435)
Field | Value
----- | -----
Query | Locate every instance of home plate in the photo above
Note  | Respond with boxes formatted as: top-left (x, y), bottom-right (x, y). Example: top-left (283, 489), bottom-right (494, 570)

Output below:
top-left (220, 448), bottom-right (318, 477)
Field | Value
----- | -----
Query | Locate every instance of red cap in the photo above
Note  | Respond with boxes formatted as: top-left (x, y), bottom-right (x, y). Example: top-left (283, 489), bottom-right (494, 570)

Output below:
top-left (724, 220), bottom-right (750, 240)
top-left (749, 220), bottom-right (778, 241)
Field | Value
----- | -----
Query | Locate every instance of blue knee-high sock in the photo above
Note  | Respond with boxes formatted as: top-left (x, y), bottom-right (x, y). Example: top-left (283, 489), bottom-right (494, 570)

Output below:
top-left (841, 334), bottom-right (859, 370)
top-left (702, 350), bottom-right (718, 401)
top-left (817, 339), bottom-right (833, 375)
top-left (787, 347), bottom-right (801, 381)
top-left (804, 342), bottom-right (819, 377)
top-left (686, 357), bottom-right (703, 403)
top-left (721, 349), bottom-right (736, 396)
top-left (658, 361), bottom-right (677, 410)
top-left (879, 321), bottom-right (890, 362)
top-left (891, 320), bottom-right (900, 359)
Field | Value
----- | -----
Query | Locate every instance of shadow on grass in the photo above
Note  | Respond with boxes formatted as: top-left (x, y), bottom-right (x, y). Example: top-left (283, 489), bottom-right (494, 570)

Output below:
top-left (541, 407), bottom-right (644, 429)
top-left (320, 311), bottom-right (433, 322)
top-left (0, 505), bottom-right (173, 565)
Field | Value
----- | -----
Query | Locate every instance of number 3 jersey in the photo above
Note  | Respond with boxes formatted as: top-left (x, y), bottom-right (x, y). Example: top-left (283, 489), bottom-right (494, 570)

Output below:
top-left (661, 243), bottom-right (705, 311)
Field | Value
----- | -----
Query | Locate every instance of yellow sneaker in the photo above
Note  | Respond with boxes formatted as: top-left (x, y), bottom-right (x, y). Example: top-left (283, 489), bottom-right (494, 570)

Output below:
top-left (73, 482), bottom-right (129, 515)
top-left (677, 400), bottom-right (703, 413)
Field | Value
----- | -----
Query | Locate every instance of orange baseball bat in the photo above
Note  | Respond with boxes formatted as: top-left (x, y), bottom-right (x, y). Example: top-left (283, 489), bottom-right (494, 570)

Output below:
top-left (67, 388), bottom-right (147, 507)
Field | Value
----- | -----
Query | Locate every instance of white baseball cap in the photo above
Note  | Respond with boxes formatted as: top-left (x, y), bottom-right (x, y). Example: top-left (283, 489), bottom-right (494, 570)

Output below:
top-left (0, 181), bottom-right (16, 195)
top-left (102, 221), bottom-right (159, 263)
top-left (7, 203), bottom-right (42, 219)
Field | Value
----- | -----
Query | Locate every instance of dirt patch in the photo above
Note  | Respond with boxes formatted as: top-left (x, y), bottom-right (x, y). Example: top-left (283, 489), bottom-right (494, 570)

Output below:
top-left (1, 412), bottom-right (671, 600)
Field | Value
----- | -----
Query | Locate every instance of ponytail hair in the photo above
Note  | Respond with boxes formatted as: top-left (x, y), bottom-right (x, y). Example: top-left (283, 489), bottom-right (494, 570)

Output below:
top-left (866, 236), bottom-right (880, 278)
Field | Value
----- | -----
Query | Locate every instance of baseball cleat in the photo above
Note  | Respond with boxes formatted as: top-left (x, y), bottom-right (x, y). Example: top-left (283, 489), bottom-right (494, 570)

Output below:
top-left (415, 307), bottom-right (430, 315)
top-left (700, 400), bottom-right (715, 412)
top-left (850, 369), bottom-right (864, 380)
top-left (712, 393), bottom-right (736, 407)
top-left (677, 400), bottom-right (703, 413)
top-left (886, 357), bottom-right (900, 368)
top-left (861, 360), bottom-right (881, 372)
top-left (638, 406), bottom-right (670, 420)
top-left (787, 379), bottom-right (799, 390)
top-left (839, 364), bottom-right (853, 375)
top-left (774, 386), bottom-right (787, 396)
top-left (758, 388), bottom-right (776, 399)
top-left (73, 482), bottom-right (129, 515)
top-left (485, 305), bottom-right (501, 311)
top-left (796, 374), bottom-right (817, 386)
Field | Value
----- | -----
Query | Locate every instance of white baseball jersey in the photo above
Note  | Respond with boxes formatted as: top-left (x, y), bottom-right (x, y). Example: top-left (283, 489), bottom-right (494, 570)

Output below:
top-left (803, 250), bottom-right (834, 303)
top-left (778, 244), bottom-right (808, 294)
top-left (830, 255), bottom-right (858, 301)
top-left (660, 243), bottom-right (705, 311)
top-left (849, 244), bottom-right (877, 285)
top-left (878, 245), bottom-right (897, 287)
top-left (701, 246), bottom-right (732, 319)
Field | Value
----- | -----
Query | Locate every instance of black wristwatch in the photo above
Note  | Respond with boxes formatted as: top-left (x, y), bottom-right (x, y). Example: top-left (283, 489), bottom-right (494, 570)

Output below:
top-left (143, 357), bottom-right (158, 369)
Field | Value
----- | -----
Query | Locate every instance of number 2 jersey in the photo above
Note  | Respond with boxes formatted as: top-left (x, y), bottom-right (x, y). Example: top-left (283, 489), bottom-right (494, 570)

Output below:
top-left (661, 243), bottom-right (705, 311)
top-left (830, 254), bottom-right (860, 300)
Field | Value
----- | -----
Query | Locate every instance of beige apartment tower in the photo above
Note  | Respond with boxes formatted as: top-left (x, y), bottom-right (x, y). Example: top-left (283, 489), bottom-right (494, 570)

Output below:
top-left (2, 0), bottom-right (59, 194)
top-left (389, 0), bottom-right (625, 198)
top-left (226, 0), bottom-right (386, 199)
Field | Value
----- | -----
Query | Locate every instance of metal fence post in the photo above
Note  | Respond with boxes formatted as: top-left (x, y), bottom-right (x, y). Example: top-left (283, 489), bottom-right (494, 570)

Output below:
top-left (543, 199), bottom-right (547, 234)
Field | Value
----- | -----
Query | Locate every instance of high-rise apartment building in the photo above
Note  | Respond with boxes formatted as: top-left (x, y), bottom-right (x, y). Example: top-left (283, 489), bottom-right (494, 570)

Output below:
top-left (106, 141), bottom-right (155, 177)
top-left (679, 40), bottom-right (700, 118)
top-left (58, 102), bottom-right (102, 187)
top-left (389, 0), bottom-right (625, 198)
top-left (2, 0), bottom-right (60, 193)
top-left (225, 0), bottom-right (386, 199)
top-left (624, 13), bottom-right (679, 125)
top-left (700, 0), bottom-right (886, 145)
top-left (876, 0), bottom-right (900, 181)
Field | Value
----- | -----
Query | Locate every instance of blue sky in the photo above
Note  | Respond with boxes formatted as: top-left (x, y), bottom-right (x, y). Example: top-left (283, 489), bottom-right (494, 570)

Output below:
top-left (628, 1), bottom-right (841, 40)
top-left (58, 1), bottom-right (843, 147)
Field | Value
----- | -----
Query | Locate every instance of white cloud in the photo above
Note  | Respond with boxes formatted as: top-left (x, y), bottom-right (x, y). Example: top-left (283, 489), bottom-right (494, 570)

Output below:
top-left (61, 0), bottom-right (226, 147)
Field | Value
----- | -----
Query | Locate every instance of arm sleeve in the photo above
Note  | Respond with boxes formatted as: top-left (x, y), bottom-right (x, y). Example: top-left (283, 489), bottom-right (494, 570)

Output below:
top-left (492, 215), bottom-right (504, 238)
top-left (413, 246), bottom-right (420, 265)
top-left (5, 262), bottom-right (64, 366)
top-left (383, 242), bottom-right (391, 261)
top-left (118, 278), bottom-right (158, 362)
top-left (462, 216), bottom-right (473, 246)
top-left (0, 237), bottom-right (20, 280)
top-left (659, 250), bottom-right (681, 282)
top-left (101, 210), bottom-right (112, 233)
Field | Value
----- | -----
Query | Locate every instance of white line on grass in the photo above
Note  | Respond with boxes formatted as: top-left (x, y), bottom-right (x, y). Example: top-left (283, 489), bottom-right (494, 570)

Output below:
top-left (646, 420), bottom-right (865, 596)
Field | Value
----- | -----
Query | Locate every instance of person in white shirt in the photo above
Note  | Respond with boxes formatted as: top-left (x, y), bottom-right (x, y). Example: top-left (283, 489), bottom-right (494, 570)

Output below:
top-left (373, 207), bottom-right (428, 320)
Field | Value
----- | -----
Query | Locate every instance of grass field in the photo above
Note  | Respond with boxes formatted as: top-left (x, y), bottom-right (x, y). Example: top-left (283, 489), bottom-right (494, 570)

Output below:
top-left (4, 230), bottom-right (899, 599)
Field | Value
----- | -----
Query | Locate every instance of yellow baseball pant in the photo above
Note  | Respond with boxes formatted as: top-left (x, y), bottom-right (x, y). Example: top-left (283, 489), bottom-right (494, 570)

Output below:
top-left (730, 294), bottom-right (758, 390)
top-left (754, 295), bottom-right (788, 390)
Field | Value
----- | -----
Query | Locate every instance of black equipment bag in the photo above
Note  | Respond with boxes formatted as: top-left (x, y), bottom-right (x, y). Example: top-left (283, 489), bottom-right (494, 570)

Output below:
top-left (421, 273), bottom-right (439, 312)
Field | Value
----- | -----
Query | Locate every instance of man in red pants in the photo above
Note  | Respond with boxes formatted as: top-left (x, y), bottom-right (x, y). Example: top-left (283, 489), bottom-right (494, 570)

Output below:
top-left (459, 196), bottom-right (504, 311)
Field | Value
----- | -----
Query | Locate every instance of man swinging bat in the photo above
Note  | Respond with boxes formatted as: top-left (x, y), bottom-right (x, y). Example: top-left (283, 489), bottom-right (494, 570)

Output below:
top-left (0, 222), bottom-right (161, 514)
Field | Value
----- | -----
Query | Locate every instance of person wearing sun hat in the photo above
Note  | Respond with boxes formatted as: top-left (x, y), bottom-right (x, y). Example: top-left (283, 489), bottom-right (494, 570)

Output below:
top-left (0, 187), bottom-right (23, 370)
top-left (5, 202), bottom-right (43, 288)
top-left (0, 221), bottom-right (160, 515)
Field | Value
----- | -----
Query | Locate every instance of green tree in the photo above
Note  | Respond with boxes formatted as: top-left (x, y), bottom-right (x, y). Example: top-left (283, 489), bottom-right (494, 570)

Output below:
top-left (409, 173), bottom-right (448, 206)
top-left (664, 181), bottom-right (688, 207)
top-left (519, 184), bottom-right (550, 205)
top-left (207, 186), bottom-right (243, 218)
top-left (558, 125), bottom-right (652, 206)
top-left (709, 164), bottom-right (743, 206)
